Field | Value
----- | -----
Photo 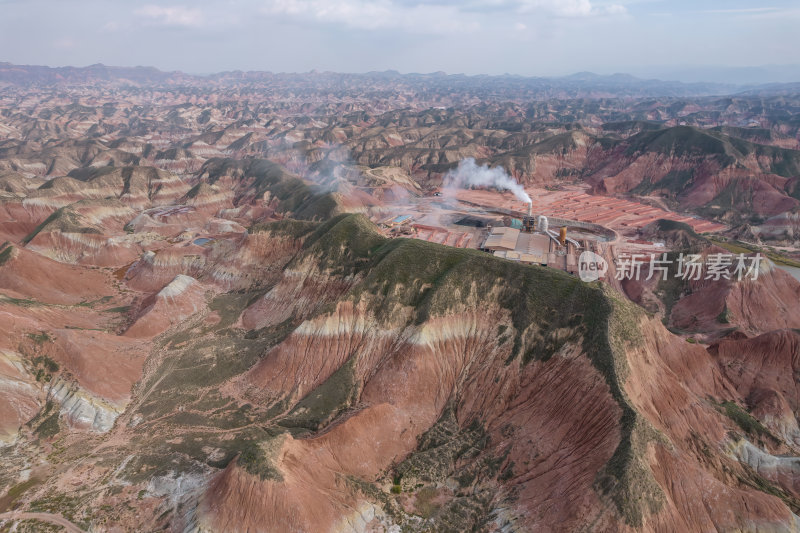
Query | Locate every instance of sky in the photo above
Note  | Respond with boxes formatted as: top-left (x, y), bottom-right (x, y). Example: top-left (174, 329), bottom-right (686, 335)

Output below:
top-left (1, 0), bottom-right (799, 82)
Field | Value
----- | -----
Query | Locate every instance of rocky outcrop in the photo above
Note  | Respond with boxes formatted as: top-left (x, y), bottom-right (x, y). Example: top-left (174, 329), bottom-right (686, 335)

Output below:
top-left (48, 378), bottom-right (121, 432)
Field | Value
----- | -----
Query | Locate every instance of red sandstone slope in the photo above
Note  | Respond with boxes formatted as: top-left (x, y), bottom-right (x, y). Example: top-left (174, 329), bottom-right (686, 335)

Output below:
top-left (0, 243), bottom-right (115, 305)
top-left (583, 126), bottom-right (800, 223)
top-left (195, 284), bottom-right (800, 533)
top-left (712, 330), bottom-right (800, 446)
top-left (0, 240), bottom-right (147, 438)
top-left (182, 222), bottom-right (800, 532)
top-left (2, 205), bottom-right (800, 531)
top-left (125, 275), bottom-right (207, 338)
top-left (670, 259), bottom-right (800, 337)
top-left (201, 300), bottom-right (626, 532)
top-left (3, 162), bottom-right (800, 532)
top-left (620, 313), bottom-right (798, 531)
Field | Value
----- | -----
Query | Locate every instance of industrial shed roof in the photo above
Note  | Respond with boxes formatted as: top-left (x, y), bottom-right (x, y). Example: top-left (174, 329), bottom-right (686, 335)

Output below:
top-left (483, 227), bottom-right (520, 251)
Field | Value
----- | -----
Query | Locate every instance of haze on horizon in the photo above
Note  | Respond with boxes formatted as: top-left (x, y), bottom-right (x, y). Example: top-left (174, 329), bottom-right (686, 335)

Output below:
top-left (1, 0), bottom-right (799, 84)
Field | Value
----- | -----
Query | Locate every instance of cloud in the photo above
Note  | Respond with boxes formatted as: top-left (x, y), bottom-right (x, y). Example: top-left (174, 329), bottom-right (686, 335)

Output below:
top-left (261, 0), bottom-right (624, 35)
top-left (712, 7), bottom-right (800, 20)
top-left (516, 0), bottom-right (626, 17)
top-left (691, 6), bottom-right (800, 22)
top-left (263, 0), bottom-right (479, 33)
top-left (135, 5), bottom-right (206, 28)
top-left (700, 7), bottom-right (780, 15)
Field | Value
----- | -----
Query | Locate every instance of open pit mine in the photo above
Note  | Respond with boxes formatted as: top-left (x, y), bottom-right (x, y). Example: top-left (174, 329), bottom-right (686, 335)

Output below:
top-left (1, 64), bottom-right (800, 532)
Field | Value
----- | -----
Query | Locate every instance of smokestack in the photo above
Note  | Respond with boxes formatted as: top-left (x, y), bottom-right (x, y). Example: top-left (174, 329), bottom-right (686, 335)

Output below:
top-left (527, 202), bottom-right (532, 217)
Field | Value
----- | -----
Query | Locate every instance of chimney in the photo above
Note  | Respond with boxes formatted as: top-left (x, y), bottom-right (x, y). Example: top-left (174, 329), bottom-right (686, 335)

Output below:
top-left (527, 202), bottom-right (532, 217)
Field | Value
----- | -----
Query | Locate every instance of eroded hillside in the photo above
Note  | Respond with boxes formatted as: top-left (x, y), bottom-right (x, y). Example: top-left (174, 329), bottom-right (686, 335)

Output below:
top-left (2, 71), bottom-right (800, 532)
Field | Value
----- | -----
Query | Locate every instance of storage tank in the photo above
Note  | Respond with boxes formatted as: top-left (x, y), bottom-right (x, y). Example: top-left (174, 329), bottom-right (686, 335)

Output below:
top-left (559, 227), bottom-right (567, 246)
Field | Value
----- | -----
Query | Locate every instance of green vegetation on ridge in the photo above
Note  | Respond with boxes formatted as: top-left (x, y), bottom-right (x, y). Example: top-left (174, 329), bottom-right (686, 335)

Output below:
top-left (625, 125), bottom-right (800, 178)
top-left (200, 158), bottom-right (338, 220)
top-left (21, 206), bottom-right (101, 244)
top-left (113, 211), bottom-right (666, 528)
top-left (292, 214), bottom-right (666, 526)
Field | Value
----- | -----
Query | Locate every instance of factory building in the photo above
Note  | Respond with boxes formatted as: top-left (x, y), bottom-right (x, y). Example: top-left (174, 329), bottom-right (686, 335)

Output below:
top-left (483, 227), bottom-right (520, 251)
top-left (481, 216), bottom-right (582, 270)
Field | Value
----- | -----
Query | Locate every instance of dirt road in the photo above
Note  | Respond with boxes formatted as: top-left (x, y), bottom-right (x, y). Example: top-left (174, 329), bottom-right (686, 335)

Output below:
top-left (0, 511), bottom-right (85, 532)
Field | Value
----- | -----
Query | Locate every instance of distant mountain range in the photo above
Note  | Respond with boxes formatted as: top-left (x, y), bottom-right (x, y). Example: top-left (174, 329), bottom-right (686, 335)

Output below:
top-left (2, 61), bottom-right (799, 98)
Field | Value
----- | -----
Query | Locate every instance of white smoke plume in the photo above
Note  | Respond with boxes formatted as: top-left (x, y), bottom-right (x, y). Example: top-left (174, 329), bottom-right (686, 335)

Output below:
top-left (443, 158), bottom-right (532, 204)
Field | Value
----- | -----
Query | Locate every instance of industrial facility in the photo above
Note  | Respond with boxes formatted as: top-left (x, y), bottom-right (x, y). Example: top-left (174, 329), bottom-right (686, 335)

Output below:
top-left (367, 177), bottom-right (721, 284)
top-left (370, 189), bottom-right (606, 278)
top-left (481, 213), bottom-right (583, 274)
